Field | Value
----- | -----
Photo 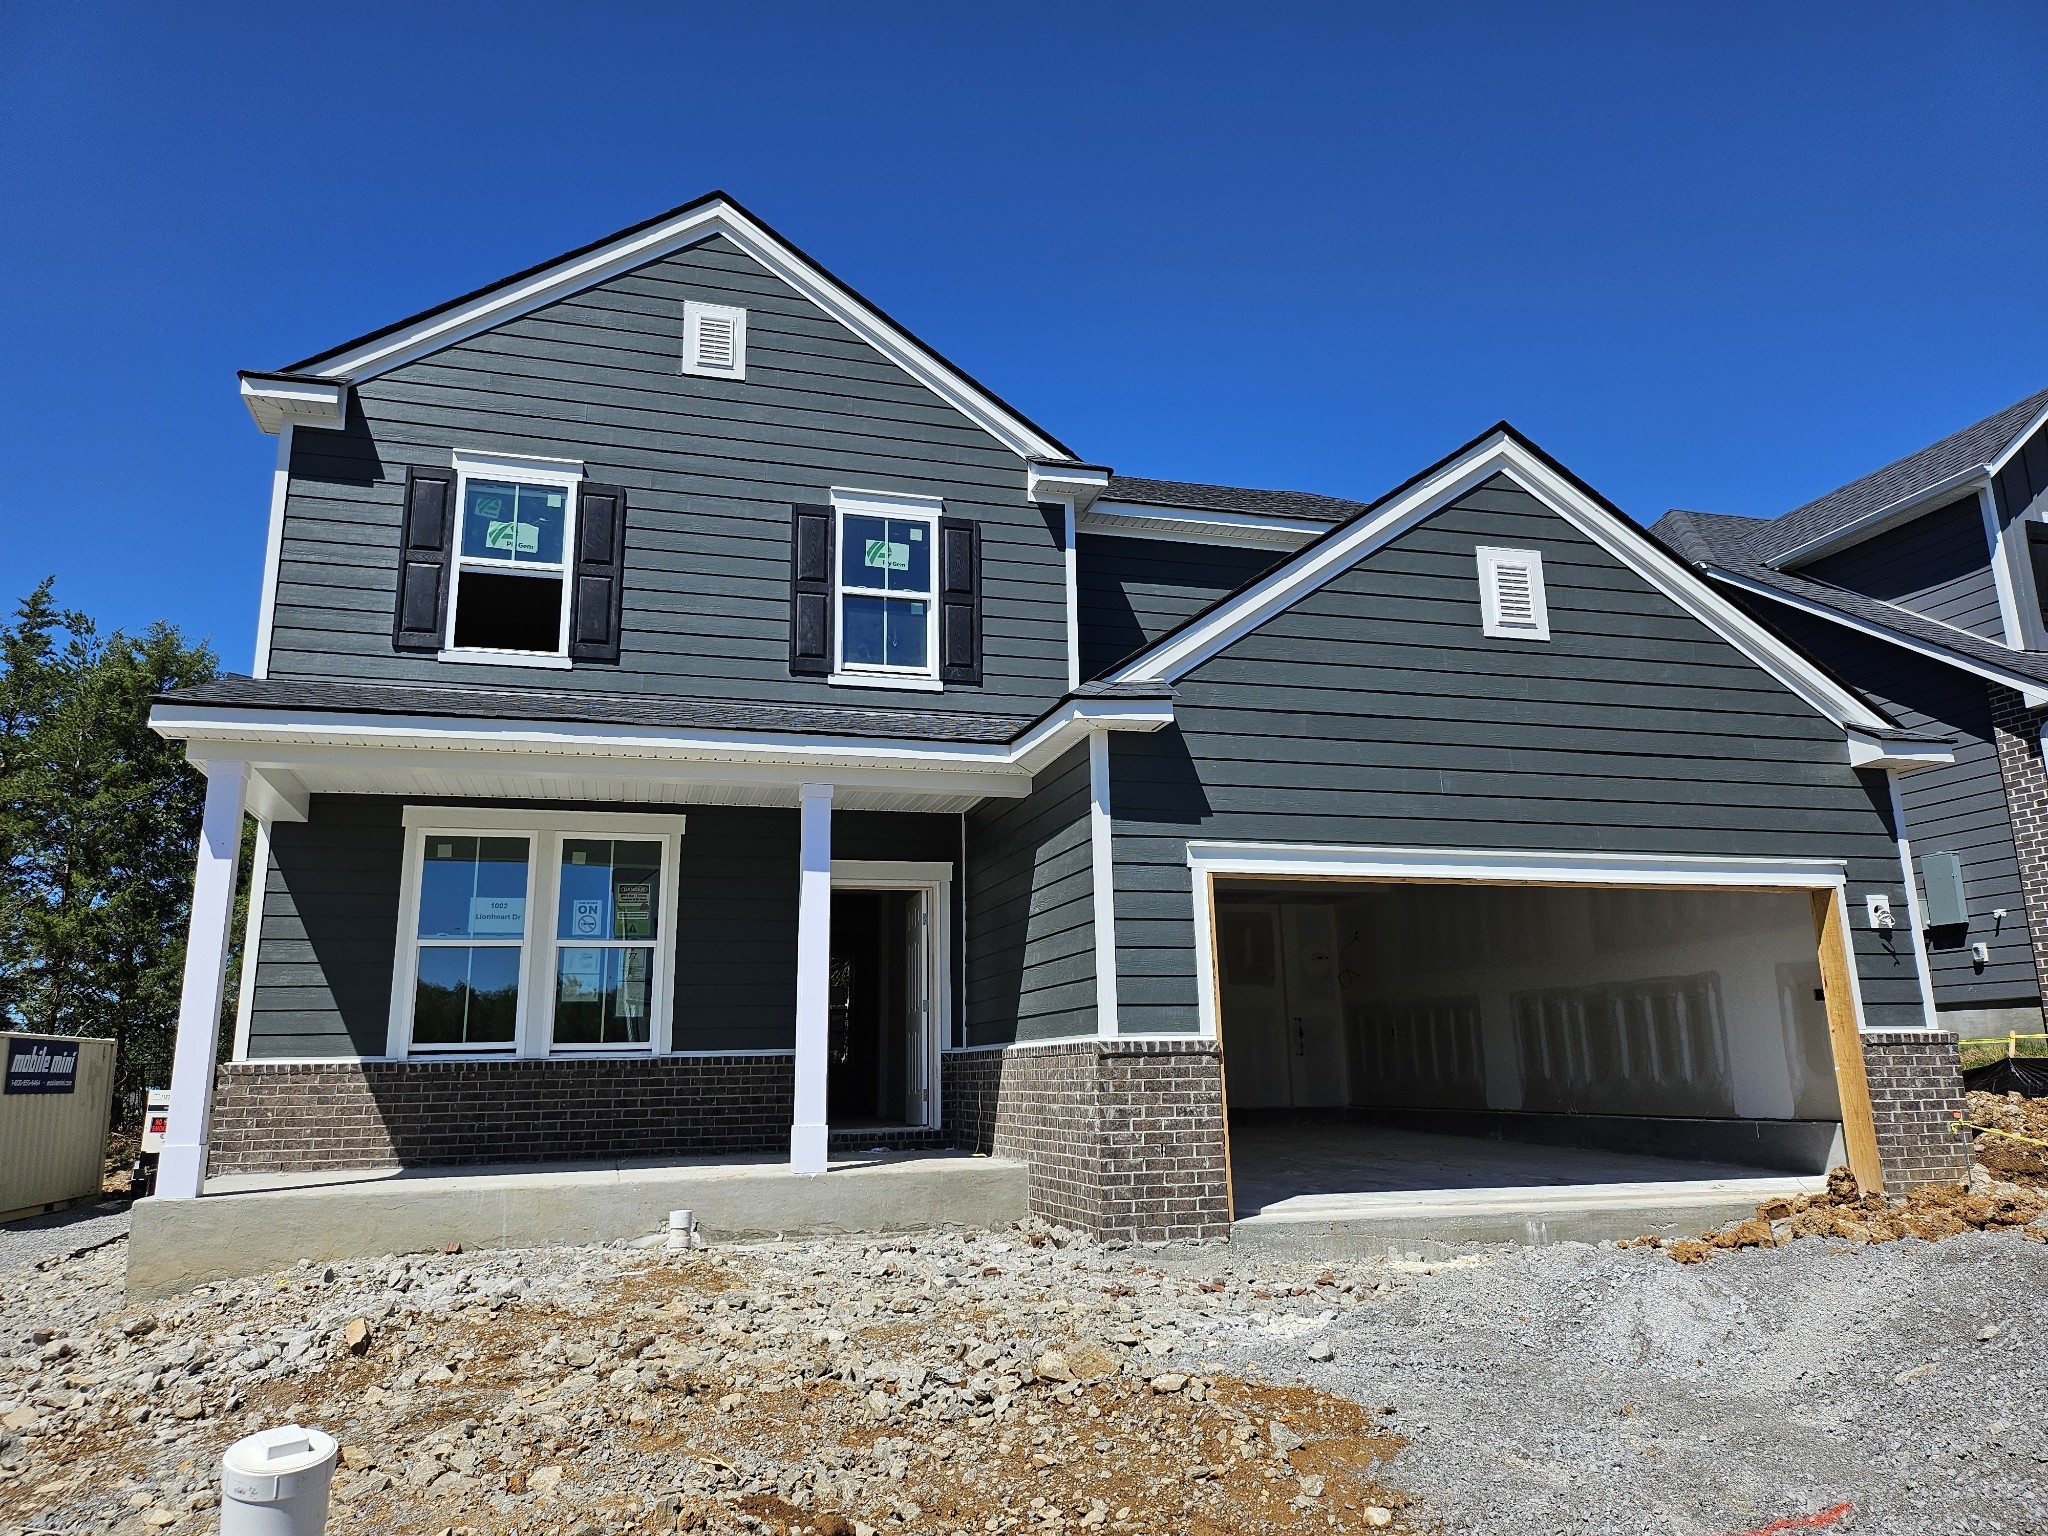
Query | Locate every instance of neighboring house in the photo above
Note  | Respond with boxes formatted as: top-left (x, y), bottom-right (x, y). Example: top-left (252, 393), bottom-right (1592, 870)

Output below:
top-left (149, 193), bottom-right (1972, 1246)
top-left (1655, 387), bottom-right (2048, 1043)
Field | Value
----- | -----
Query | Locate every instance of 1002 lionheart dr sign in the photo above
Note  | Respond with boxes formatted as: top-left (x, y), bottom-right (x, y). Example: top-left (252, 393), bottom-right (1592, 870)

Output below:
top-left (5, 1038), bottom-right (80, 1095)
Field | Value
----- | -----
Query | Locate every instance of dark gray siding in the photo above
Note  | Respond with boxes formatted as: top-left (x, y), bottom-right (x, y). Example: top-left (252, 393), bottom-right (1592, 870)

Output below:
top-left (1076, 535), bottom-right (1285, 680)
top-left (268, 234), bottom-right (1067, 714)
top-left (244, 796), bottom-right (959, 1058)
top-left (962, 744), bottom-right (1095, 1046)
top-left (1730, 606), bottom-right (2037, 1008)
top-left (1798, 496), bottom-right (2003, 639)
top-left (1992, 418), bottom-right (2048, 526)
top-left (248, 797), bottom-right (405, 1057)
top-left (1107, 476), bottom-right (1926, 1034)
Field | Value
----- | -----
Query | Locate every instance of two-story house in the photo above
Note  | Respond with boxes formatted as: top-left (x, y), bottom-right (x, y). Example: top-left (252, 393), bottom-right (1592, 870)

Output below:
top-left (1656, 388), bottom-right (2048, 1043)
top-left (146, 193), bottom-right (1972, 1257)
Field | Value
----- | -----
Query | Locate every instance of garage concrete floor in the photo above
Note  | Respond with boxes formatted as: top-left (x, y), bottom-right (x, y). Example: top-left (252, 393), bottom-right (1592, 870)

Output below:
top-left (1229, 1120), bottom-right (1795, 1218)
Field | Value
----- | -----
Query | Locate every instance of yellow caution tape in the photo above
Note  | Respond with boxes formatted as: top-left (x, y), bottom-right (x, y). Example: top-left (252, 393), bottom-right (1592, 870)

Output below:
top-left (1950, 1112), bottom-right (2048, 1151)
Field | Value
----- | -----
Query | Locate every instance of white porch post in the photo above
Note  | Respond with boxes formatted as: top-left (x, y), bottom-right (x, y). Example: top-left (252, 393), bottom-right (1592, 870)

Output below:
top-left (156, 759), bottom-right (249, 1200)
top-left (791, 783), bottom-right (834, 1173)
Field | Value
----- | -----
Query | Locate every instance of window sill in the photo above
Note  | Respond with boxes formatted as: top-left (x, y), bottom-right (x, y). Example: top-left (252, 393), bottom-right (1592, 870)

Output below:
top-left (828, 671), bottom-right (944, 693)
top-left (436, 649), bottom-right (574, 671)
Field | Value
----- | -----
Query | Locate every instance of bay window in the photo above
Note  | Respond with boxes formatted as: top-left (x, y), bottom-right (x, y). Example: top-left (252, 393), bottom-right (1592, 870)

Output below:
top-left (392, 809), bottom-right (682, 1056)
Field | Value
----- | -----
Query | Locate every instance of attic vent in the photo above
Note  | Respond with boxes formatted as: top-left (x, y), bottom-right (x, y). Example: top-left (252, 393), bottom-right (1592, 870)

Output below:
top-left (1476, 546), bottom-right (1550, 640)
top-left (682, 301), bottom-right (747, 379)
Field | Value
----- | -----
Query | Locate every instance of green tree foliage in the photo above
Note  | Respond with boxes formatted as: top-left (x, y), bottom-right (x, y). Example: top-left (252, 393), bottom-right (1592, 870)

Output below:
top-left (0, 579), bottom-right (219, 1096)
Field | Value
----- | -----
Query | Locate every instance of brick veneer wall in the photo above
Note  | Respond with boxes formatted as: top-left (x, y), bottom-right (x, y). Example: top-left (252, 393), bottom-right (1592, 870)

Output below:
top-left (208, 1056), bottom-right (794, 1175)
top-left (1986, 684), bottom-right (2048, 1017)
top-left (941, 1038), bottom-right (1230, 1241)
top-left (1860, 1030), bottom-right (1970, 1188)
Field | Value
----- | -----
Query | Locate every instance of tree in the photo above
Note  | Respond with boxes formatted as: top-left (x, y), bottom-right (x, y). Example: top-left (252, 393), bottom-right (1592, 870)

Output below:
top-left (0, 580), bottom-right (220, 1097)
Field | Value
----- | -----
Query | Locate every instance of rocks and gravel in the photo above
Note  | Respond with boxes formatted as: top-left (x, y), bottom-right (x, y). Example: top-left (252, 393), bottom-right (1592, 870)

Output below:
top-left (1, 1193), bottom-right (2045, 1536)
top-left (0, 1199), bottom-right (130, 1274)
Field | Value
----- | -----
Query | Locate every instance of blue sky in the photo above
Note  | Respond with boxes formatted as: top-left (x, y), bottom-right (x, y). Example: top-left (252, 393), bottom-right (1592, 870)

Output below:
top-left (4, 3), bottom-right (2044, 670)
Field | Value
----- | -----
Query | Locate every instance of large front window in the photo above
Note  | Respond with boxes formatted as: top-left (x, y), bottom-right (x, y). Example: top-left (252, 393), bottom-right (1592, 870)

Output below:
top-left (445, 454), bottom-right (580, 659)
top-left (835, 495), bottom-right (938, 681)
top-left (396, 811), bottom-right (680, 1056)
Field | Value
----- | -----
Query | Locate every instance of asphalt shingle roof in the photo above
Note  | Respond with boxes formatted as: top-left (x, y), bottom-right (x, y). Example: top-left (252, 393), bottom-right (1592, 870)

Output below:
top-left (1751, 386), bottom-right (2048, 563)
top-left (1102, 474), bottom-right (1369, 524)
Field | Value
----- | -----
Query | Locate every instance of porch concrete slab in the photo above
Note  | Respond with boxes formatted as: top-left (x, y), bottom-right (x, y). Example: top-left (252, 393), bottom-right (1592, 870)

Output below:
top-left (1231, 1173), bottom-right (1825, 1256)
top-left (127, 1151), bottom-right (1027, 1300)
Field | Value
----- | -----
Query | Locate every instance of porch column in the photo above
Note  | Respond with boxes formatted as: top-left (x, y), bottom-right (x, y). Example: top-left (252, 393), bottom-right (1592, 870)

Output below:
top-left (156, 759), bottom-right (249, 1200)
top-left (791, 782), bottom-right (834, 1173)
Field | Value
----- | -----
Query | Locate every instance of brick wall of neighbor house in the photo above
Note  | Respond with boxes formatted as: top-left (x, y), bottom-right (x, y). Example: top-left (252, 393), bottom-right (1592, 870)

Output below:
top-left (206, 1057), bottom-right (795, 1174)
top-left (941, 1039), bottom-right (1229, 1240)
top-left (1988, 684), bottom-right (2048, 1019)
top-left (1860, 1030), bottom-right (1970, 1188)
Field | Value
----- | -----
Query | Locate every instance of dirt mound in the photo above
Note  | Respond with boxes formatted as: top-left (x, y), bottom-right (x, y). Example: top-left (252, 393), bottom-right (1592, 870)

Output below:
top-left (1631, 1104), bottom-right (2048, 1263)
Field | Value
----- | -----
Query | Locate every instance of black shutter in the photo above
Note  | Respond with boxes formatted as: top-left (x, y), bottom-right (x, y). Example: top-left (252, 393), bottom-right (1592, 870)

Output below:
top-left (938, 516), bottom-right (982, 685)
top-left (789, 503), bottom-right (835, 675)
top-left (392, 466), bottom-right (456, 652)
top-left (570, 482), bottom-right (628, 663)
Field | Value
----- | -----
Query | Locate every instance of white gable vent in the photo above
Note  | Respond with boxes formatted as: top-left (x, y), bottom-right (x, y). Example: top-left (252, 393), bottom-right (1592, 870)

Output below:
top-left (682, 300), bottom-right (747, 379)
top-left (1476, 546), bottom-right (1550, 640)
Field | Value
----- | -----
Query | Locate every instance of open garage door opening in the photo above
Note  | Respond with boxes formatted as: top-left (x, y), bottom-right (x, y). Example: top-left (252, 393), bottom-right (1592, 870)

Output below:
top-left (1214, 878), bottom-right (1862, 1225)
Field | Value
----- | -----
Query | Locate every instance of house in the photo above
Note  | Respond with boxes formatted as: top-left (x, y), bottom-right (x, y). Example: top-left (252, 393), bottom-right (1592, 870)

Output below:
top-left (1655, 387), bottom-right (2048, 1043)
top-left (146, 193), bottom-right (1972, 1253)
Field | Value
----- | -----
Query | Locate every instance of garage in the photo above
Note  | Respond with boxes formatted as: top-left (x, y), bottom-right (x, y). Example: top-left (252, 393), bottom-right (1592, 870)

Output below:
top-left (1208, 868), bottom-right (1878, 1223)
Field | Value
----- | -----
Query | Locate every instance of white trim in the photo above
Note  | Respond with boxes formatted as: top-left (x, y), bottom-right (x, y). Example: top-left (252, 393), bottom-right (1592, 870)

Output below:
top-left (1108, 432), bottom-right (1894, 735)
top-left (1183, 839), bottom-right (1878, 1041)
top-left (244, 766), bottom-right (311, 824)
top-left (1987, 400), bottom-right (2048, 476)
top-left (1026, 462), bottom-right (1109, 510)
top-left (1977, 484), bottom-right (2034, 651)
top-left (1087, 728), bottom-right (1120, 1037)
top-left (443, 455), bottom-right (583, 665)
top-left (1886, 772), bottom-right (1940, 1029)
top-left (1705, 567), bottom-right (2048, 709)
top-left (388, 808), bottom-right (686, 1059)
top-left (283, 198), bottom-right (1074, 463)
top-left (1846, 730), bottom-right (1955, 772)
top-left (251, 424), bottom-right (294, 680)
top-left (830, 487), bottom-right (942, 688)
top-left (238, 376), bottom-right (347, 435)
top-left (1765, 467), bottom-right (1991, 570)
top-left (1475, 545), bottom-right (1550, 641)
top-left (792, 784), bottom-right (833, 1172)
top-left (1080, 503), bottom-right (1324, 549)
top-left (1062, 502), bottom-right (1081, 693)
top-left (230, 819), bottom-right (271, 1062)
top-left (829, 859), bottom-right (953, 1130)
top-left (681, 300), bottom-right (747, 380)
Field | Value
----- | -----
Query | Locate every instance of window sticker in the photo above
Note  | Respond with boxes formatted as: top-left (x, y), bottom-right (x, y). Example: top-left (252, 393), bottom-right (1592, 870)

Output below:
top-left (621, 948), bottom-right (648, 1016)
top-left (469, 896), bottom-right (525, 935)
top-left (865, 539), bottom-right (911, 572)
top-left (486, 519), bottom-right (541, 555)
top-left (615, 881), bottom-right (653, 938)
top-left (570, 897), bottom-right (606, 938)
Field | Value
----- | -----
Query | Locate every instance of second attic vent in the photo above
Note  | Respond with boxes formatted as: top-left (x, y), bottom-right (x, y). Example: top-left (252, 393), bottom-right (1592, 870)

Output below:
top-left (683, 301), bottom-right (747, 379)
top-left (1476, 546), bottom-right (1550, 640)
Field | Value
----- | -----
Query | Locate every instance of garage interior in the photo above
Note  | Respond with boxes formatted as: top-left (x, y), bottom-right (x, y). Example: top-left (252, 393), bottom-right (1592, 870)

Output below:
top-left (1215, 880), bottom-right (1850, 1220)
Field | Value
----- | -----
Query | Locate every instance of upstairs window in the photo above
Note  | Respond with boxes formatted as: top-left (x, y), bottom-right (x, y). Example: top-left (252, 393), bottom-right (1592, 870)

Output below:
top-left (1476, 545), bottom-right (1551, 641)
top-left (835, 492), bottom-right (939, 683)
top-left (682, 301), bottom-right (747, 379)
top-left (447, 453), bottom-right (581, 661)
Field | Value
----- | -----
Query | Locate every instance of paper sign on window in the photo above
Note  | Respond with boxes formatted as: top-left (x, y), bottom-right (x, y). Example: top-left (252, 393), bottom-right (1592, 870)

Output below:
top-left (469, 896), bottom-right (525, 935)
top-left (615, 882), bottom-right (652, 938)
top-left (864, 539), bottom-right (910, 571)
top-left (571, 898), bottom-right (606, 937)
top-left (487, 520), bottom-right (541, 555)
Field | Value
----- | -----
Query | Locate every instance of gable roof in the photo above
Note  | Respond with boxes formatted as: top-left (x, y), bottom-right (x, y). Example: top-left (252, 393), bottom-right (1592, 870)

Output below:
top-left (246, 190), bottom-right (1079, 463)
top-left (1103, 424), bottom-right (1913, 744)
top-left (1655, 507), bottom-right (2048, 701)
top-left (1756, 385), bottom-right (2048, 568)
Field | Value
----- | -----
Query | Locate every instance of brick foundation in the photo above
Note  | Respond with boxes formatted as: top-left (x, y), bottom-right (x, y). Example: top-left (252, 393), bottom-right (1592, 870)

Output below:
top-left (1986, 684), bottom-right (2048, 1019)
top-left (1861, 1030), bottom-right (1970, 1188)
top-left (942, 1038), bottom-right (1230, 1241)
top-left (207, 1056), bottom-right (795, 1175)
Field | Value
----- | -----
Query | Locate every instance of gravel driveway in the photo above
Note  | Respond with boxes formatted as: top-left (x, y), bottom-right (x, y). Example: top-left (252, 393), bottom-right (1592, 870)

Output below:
top-left (0, 1200), bottom-right (128, 1273)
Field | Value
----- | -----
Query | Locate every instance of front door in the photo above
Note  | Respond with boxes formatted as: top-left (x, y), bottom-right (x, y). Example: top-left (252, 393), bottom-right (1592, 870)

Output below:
top-left (1219, 899), bottom-right (1347, 1110)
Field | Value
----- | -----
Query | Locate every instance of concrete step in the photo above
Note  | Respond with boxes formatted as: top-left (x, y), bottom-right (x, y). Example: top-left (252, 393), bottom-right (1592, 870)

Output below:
top-left (127, 1151), bottom-right (1028, 1299)
top-left (1230, 1173), bottom-right (1825, 1258)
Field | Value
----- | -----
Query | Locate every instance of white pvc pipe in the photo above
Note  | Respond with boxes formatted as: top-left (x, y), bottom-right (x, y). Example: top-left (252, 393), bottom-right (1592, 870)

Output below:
top-left (221, 1424), bottom-right (336, 1535)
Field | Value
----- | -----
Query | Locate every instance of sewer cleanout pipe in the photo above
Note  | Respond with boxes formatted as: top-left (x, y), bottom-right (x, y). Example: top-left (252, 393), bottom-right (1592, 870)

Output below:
top-left (220, 1424), bottom-right (337, 1535)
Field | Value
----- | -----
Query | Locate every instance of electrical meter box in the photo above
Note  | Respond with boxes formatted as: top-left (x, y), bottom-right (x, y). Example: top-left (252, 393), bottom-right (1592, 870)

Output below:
top-left (1921, 851), bottom-right (1968, 929)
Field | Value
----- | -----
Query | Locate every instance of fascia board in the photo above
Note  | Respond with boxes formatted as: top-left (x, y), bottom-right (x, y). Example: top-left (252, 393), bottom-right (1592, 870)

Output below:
top-left (1764, 466), bottom-right (1992, 570)
top-left (1846, 731), bottom-right (1955, 771)
top-left (237, 375), bottom-right (348, 436)
top-left (1079, 504), bottom-right (1325, 549)
top-left (1703, 568), bottom-right (2048, 707)
top-left (1185, 839), bottom-right (1848, 889)
top-left (285, 202), bottom-right (1070, 463)
top-left (1108, 434), bottom-right (1893, 735)
top-left (1008, 698), bottom-right (1174, 775)
top-left (1027, 462), bottom-right (1112, 510)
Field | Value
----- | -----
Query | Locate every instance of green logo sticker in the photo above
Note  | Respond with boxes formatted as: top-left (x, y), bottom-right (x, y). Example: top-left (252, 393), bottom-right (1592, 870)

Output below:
top-left (487, 521), bottom-right (540, 554)
top-left (865, 539), bottom-right (910, 571)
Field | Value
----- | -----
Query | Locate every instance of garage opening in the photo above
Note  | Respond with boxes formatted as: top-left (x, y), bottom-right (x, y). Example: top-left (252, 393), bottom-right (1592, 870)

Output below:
top-left (1214, 879), bottom-right (1856, 1220)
